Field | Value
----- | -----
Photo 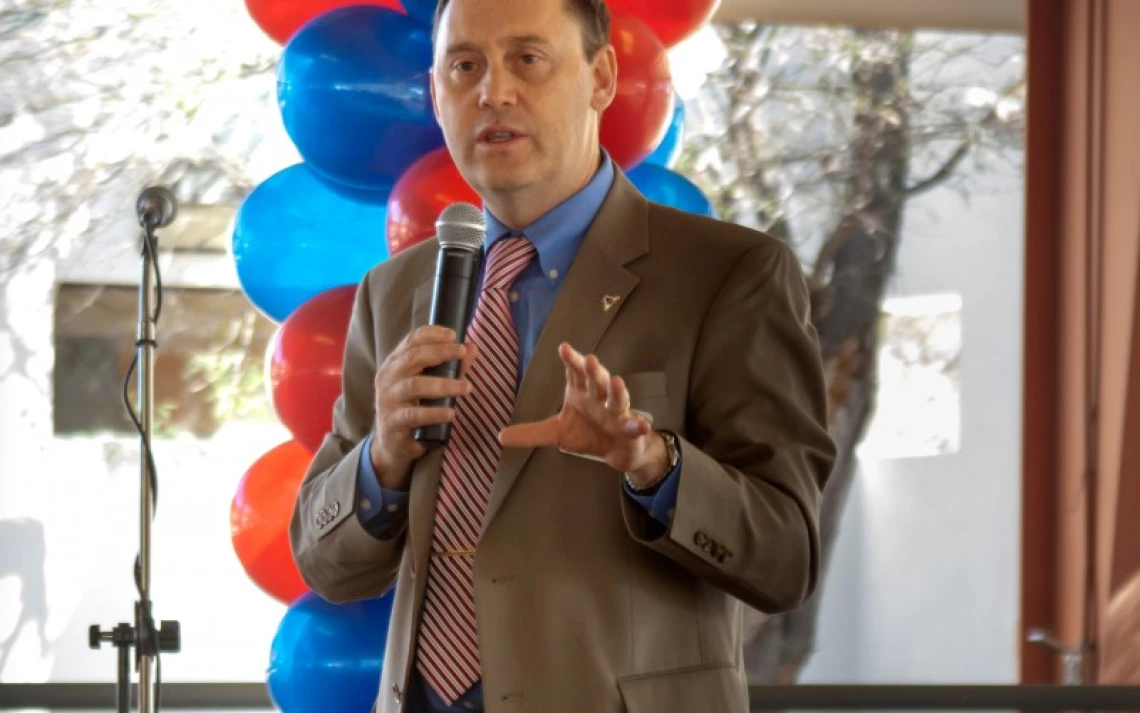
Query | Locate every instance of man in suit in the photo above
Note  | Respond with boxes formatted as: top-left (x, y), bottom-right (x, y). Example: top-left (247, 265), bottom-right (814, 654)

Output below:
top-left (289, 0), bottom-right (836, 711)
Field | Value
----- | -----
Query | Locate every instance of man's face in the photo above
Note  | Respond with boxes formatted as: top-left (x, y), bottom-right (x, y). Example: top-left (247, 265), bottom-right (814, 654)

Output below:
top-left (430, 0), bottom-right (615, 201)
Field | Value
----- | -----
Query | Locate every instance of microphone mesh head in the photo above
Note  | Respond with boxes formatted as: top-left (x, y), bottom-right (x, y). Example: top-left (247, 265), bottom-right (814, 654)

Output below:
top-left (436, 203), bottom-right (485, 251)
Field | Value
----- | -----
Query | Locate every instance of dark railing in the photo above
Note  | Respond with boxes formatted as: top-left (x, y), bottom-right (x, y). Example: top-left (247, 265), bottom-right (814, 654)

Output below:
top-left (2, 683), bottom-right (1140, 710)
top-left (747, 684), bottom-right (1140, 709)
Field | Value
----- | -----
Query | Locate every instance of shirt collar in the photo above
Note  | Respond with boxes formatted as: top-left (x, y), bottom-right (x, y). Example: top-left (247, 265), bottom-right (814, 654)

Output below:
top-left (483, 151), bottom-right (615, 285)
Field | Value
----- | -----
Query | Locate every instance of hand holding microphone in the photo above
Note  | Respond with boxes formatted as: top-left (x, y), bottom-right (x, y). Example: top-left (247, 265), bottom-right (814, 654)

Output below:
top-left (367, 203), bottom-right (485, 490)
top-left (368, 326), bottom-right (478, 490)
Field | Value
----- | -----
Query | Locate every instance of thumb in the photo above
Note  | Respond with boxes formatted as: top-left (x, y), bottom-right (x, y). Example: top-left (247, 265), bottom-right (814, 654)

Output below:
top-left (499, 416), bottom-right (560, 449)
top-left (459, 340), bottom-right (480, 379)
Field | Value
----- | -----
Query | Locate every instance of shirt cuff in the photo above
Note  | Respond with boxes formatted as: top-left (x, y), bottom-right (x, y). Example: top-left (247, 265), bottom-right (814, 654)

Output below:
top-left (357, 434), bottom-right (411, 537)
top-left (622, 456), bottom-right (681, 528)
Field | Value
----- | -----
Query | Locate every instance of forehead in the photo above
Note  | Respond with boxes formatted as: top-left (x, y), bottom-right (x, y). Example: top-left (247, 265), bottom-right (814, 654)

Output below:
top-left (437, 0), bottom-right (574, 47)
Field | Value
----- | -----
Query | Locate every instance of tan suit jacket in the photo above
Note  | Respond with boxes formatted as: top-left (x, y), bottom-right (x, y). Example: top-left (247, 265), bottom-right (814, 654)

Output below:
top-left (290, 169), bottom-right (836, 713)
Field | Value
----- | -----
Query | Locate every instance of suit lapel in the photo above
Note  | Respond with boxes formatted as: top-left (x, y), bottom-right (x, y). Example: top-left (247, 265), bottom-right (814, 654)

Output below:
top-left (479, 170), bottom-right (651, 539)
top-left (411, 278), bottom-right (434, 332)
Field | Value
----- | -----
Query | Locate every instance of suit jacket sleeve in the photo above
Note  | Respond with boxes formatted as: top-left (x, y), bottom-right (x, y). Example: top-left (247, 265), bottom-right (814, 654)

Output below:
top-left (620, 238), bottom-right (836, 614)
top-left (289, 272), bottom-right (407, 604)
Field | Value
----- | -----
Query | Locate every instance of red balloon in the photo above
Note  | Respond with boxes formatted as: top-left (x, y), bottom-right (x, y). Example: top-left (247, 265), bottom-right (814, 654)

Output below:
top-left (268, 284), bottom-right (356, 453)
top-left (605, 0), bottom-right (721, 48)
top-left (387, 146), bottom-right (482, 256)
top-left (230, 440), bottom-right (314, 605)
top-left (245, 0), bottom-right (405, 45)
top-left (601, 12), bottom-right (675, 169)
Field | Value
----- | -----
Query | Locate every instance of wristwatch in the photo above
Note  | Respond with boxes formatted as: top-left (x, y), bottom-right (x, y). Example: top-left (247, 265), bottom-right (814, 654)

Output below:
top-left (624, 430), bottom-right (680, 493)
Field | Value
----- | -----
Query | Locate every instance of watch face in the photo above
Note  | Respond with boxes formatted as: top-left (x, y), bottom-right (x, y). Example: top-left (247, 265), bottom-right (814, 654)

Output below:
top-left (663, 432), bottom-right (679, 467)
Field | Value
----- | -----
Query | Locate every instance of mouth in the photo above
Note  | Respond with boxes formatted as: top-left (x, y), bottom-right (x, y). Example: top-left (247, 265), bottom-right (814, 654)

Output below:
top-left (477, 126), bottom-right (528, 146)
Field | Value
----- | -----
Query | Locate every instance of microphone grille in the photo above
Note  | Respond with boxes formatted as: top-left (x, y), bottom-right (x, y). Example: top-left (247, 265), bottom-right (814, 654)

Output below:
top-left (436, 202), bottom-right (485, 251)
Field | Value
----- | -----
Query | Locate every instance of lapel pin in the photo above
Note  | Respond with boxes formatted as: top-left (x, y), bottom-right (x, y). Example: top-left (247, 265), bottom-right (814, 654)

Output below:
top-left (602, 294), bottom-right (620, 312)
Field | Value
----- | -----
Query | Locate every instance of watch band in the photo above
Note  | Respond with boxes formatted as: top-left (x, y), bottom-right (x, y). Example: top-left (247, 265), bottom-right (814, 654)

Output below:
top-left (624, 430), bottom-right (679, 492)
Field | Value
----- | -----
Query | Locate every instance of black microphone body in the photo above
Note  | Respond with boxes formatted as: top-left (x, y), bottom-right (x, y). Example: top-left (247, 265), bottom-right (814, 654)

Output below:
top-left (414, 203), bottom-right (486, 447)
top-left (422, 244), bottom-right (482, 375)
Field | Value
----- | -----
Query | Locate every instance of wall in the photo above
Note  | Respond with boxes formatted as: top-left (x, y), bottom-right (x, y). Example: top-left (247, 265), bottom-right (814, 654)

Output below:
top-left (801, 129), bottom-right (1024, 683)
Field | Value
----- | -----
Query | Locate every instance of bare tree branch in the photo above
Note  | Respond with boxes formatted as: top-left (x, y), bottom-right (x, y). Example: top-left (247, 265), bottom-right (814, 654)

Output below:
top-left (905, 140), bottom-right (971, 196)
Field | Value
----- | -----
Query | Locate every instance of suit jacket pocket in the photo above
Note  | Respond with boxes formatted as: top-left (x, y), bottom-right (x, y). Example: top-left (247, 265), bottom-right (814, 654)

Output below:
top-left (622, 370), bottom-right (668, 424)
top-left (617, 663), bottom-right (747, 713)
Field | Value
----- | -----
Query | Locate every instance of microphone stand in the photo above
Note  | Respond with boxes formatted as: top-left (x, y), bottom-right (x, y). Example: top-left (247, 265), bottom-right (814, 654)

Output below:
top-left (89, 187), bottom-right (182, 713)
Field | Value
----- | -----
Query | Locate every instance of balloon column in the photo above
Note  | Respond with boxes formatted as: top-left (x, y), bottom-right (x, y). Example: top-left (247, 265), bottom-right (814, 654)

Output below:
top-left (231, 1), bottom-right (721, 710)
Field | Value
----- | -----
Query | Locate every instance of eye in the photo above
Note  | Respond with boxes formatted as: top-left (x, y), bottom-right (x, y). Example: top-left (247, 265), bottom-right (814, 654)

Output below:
top-left (453, 60), bottom-right (478, 73)
top-left (519, 53), bottom-right (542, 65)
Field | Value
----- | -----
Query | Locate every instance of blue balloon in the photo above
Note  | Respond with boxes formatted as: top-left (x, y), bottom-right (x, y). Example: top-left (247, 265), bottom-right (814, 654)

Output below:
top-left (278, 5), bottom-right (444, 190)
top-left (643, 93), bottom-right (685, 168)
top-left (402, 0), bottom-right (438, 26)
top-left (233, 163), bottom-right (391, 323)
top-left (628, 163), bottom-right (717, 218)
top-left (267, 591), bottom-right (395, 713)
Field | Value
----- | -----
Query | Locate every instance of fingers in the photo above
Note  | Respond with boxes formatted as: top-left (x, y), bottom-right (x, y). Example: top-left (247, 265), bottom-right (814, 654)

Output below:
top-left (559, 342), bottom-right (586, 390)
top-left (583, 354), bottom-right (611, 403)
top-left (458, 340), bottom-right (480, 378)
top-left (559, 341), bottom-right (637, 418)
top-left (600, 376), bottom-right (651, 441)
top-left (607, 375), bottom-right (631, 415)
top-left (390, 405), bottom-right (457, 429)
top-left (621, 411), bottom-right (653, 437)
top-left (403, 325), bottom-right (461, 348)
top-left (392, 375), bottom-right (473, 402)
top-left (559, 342), bottom-right (611, 405)
top-left (395, 341), bottom-right (469, 379)
top-left (389, 325), bottom-right (468, 377)
top-left (565, 364), bottom-right (583, 392)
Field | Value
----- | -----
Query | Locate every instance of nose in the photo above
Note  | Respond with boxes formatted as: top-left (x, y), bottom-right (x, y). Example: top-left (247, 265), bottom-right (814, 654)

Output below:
top-left (478, 63), bottom-right (518, 109)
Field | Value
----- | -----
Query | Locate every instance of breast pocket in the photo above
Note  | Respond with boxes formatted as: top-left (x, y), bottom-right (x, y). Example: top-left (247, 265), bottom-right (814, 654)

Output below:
top-left (621, 370), bottom-right (669, 426)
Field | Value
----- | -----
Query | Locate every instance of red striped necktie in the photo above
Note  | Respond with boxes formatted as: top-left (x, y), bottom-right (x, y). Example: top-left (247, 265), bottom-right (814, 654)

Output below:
top-left (415, 236), bottom-right (536, 704)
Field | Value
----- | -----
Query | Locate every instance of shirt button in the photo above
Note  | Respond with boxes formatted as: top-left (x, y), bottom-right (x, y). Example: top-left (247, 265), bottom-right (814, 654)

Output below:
top-left (360, 499), bottom-right (372, 511)
top-left (464, 702), bottom-right (476, 710)
top-left (387, 503), bottom-right (399, 513)
top-left (509, 291), bottom-right (520, 303)
top-left (548, 268), bottom-right (559, 280)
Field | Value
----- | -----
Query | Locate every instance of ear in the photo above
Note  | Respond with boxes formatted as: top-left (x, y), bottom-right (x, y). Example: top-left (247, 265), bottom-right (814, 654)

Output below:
top-left (590, 44), bottom-right (618, 113)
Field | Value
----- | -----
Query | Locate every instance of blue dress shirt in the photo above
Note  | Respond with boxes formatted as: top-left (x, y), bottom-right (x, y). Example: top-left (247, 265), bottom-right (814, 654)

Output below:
top-left (355, 153), bottom-right (681, 713)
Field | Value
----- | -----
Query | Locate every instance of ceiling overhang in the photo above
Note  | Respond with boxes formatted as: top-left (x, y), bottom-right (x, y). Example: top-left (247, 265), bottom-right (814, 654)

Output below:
top-left (711, 0), bottom-right (1025, 33)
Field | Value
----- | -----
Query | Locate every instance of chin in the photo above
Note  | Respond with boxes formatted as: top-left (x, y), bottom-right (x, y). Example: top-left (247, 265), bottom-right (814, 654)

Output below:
top-left (474, 164), bottom-right (538, 194)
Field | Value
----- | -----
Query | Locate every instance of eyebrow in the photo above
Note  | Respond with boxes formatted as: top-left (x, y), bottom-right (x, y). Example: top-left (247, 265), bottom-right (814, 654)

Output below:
top-left (444, 34), bottom-right (553, 56)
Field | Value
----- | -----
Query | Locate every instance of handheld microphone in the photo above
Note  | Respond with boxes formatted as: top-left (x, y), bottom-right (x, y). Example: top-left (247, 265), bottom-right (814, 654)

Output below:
top-left (414, 202), bottom-right (486, 447)
top-left (136, 186), bottom-right (178, 229)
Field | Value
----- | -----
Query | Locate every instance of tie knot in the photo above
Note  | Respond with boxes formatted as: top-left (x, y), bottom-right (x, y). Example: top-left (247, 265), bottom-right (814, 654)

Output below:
top-left (483, 236), bottom-right (536, 291)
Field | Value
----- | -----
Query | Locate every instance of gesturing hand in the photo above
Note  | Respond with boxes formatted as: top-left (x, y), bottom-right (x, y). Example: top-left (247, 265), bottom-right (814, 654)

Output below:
top-left (499, 342), bottom-right (669, 486)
